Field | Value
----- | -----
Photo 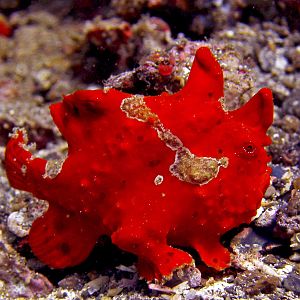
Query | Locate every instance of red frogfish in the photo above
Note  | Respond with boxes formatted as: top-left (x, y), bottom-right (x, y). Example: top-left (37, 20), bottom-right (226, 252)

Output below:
top-left (5, 47), bottom-right (273, 281)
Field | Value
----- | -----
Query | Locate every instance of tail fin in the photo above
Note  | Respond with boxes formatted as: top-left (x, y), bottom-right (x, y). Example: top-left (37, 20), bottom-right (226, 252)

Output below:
top-left (5, 129), bottom-right (47, 195)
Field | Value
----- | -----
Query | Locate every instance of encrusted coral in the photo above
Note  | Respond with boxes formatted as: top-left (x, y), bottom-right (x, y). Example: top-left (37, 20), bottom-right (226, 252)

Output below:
top-left (5, 47), bottom-right (273, 281)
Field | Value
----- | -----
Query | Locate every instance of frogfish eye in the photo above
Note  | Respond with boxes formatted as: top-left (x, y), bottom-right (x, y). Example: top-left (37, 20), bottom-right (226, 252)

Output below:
top-left (241, 142), bottom-right (257, 157)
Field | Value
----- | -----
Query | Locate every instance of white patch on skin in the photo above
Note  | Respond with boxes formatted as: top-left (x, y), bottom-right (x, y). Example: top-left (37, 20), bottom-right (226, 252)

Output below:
top-left (43, 158), bottom-right (65, 179)
top-left (154, 175), bottom-right (164, 185)
top-left (170, 148), bottom-right (228, 185)
top-left (121, 95), bottom-right (159, 124)
top-left (21, 164), bottom-right (27, 175)
top-left (121, 95), bottom-right (229, 186)
top-left (252, 205), bottom-right (264, 221)
top-left (9, 127), bottom-right (28, 141)
top-left (218, 96), bottom-right (229, 112)
top-left (103, 86), bottom-right (110, 93)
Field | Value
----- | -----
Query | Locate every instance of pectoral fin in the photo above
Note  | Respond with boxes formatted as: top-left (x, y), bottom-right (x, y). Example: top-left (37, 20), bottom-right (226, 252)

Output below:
top-left (29, 204), bottom-right (100, 268)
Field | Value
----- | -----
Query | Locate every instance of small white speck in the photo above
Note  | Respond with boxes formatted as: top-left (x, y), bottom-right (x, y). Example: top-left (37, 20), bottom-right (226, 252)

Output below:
top-left (225, 30), bottom-right (234, 38)
top-left (275, 56), bottom-right (288, 70)
top-left (154, 175), bottom-right (164, 185)
top-left (213, 0), bottom-right (223, 7)
top-left (21, 165), bottom-right (27, 175)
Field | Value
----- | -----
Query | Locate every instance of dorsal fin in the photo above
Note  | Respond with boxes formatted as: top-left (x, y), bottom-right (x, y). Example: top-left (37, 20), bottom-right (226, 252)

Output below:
top-left (181, 47), bottom-right (223, 103)
top-left (230, 88), bottom-right (273, 131)
top-left (50, 89), bottom-right (129, 152)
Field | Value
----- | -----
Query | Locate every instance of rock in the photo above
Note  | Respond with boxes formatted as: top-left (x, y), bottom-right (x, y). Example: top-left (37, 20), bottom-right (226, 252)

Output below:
top-left (255, 205), bottom-right (279, 228)
top-left (287, 190), bottom-right (300, 216)
top-left (264, 185), bottom-right (276, 198)
top-left (268, 126), bottom-right (300, 165)
top-left (289, 252), bottom-right (300, 262)
top-left (293, 177), bottom-right (300, 190)
top-left (0, 228), bottom-right (53, 298)
top-left (58, 274), bottom-right (85, 290)
top-left (7, 198), bottom-right (48, 238)
top-left (234, 270), bottom-right (280, 296)
top-left (176, 266), bottom-right (202, 288)
top-left (7, 210), bottom-right (31, 237)
top-left (82, 276), bottom-right (110, 297)
top-left (280, 115), bottom-right (300, 133)
top-left (283, 273), bottom-right (300, 294)
top-left (274, 210), bottom-right (300, 239)
top-left (282, 90), bottom-right (300, 118)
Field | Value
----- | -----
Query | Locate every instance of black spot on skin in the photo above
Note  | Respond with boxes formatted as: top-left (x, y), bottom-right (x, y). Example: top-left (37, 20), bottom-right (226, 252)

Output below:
top-left (82, 102), bottom-right (106, 116)
top-left (120, 179), bottom-right (126, 188)
top-left (208, 92), bottom-right (213, 98)
top-left (148, 159), bottom-right (160, 167)
top-left (99, 192), bottom-right (106, 200)
top-left (132, 243), bottom-right (139, 249)
top-left (137, 135), bottom-right (144, 142)
top-left (218, 148), bottom-right (223, 154)
top-left (73, 105), bottom-right (80, 116)
top-left (44, 237), bottom-right (51, 244)
top-left (115, 133), bottom-right (123, 141)
top-left (117, 149), bottom-right (127, 157)
top-left (60, 242), bottom-right (70, 255)
top-left (192, 211), bottom-right (199, 219)
top-left (54, 221), bottom-right (65, 232)
top-left (69, 101), bottom-right (107, 118)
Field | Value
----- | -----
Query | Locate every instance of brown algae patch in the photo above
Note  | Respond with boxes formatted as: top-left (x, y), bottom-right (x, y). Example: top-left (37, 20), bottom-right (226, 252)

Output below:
top-left (170, 148), bottom-right (228, 185)
top-left (121, 95), bottom-right (229, 185)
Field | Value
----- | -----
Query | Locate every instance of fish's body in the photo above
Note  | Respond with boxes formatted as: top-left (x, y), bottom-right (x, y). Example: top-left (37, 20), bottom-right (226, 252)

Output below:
top-left (5, 47), bottom-right (273, 281)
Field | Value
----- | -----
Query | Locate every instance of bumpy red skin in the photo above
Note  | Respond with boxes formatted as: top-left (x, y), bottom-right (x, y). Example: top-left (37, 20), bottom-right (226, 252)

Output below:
top-left (5, 47), bottom-right (273, 281)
